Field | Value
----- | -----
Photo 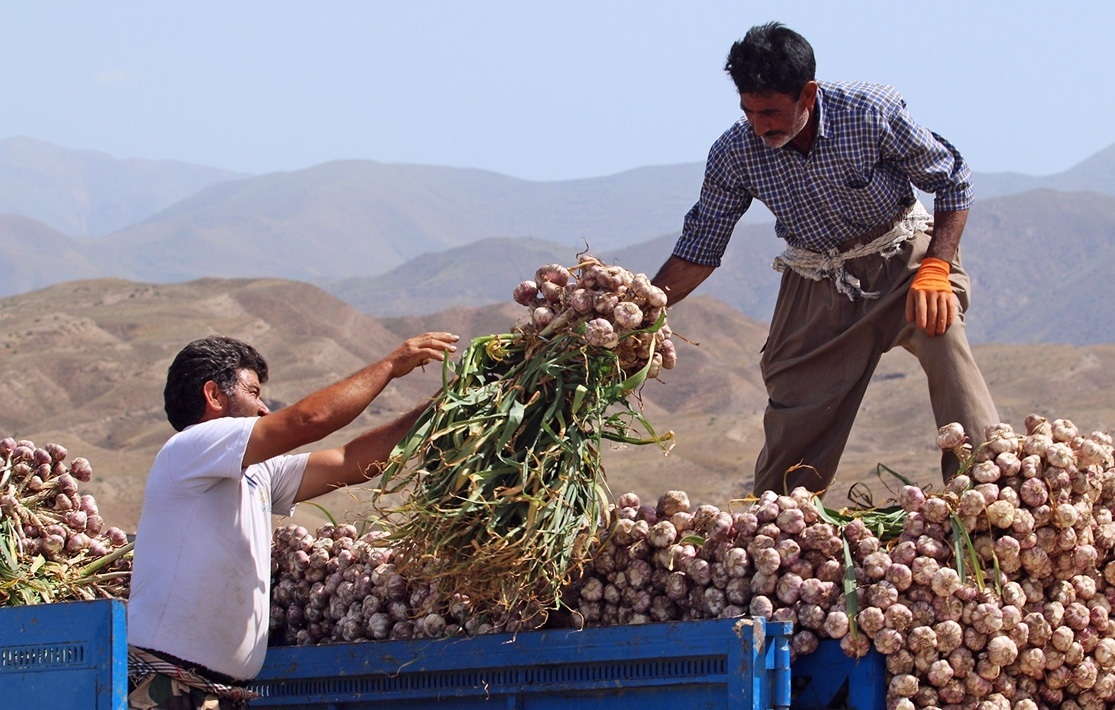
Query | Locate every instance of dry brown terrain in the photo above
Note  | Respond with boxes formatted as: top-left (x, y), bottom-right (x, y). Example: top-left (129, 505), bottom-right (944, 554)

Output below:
top-left (2, 277), bottom-right (1112, 534)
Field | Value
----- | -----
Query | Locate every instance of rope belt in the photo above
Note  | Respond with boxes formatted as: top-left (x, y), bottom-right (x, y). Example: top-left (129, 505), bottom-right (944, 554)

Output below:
top-left (772, 200), bottom-right (932, 300)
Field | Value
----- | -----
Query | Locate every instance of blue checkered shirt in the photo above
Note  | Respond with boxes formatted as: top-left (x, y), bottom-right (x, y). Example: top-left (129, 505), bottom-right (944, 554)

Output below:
top-left (673, 81), bottom-right (974, 264)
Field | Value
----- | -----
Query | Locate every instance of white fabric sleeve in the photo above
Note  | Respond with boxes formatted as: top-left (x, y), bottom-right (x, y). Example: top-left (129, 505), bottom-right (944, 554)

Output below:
top-left (167, 417), bottom-right (257, 493)
top-left (267, 452), bottom-right (309, 516)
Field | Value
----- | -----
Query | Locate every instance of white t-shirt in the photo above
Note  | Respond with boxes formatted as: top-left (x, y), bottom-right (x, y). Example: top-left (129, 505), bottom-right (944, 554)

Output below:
top-left (127, 416), bottom-right (307, 680)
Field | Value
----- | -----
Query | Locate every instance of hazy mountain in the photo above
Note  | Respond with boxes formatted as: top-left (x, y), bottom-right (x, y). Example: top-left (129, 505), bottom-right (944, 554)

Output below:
top-left (328, 237), bottom-right (577, 316)
top-left (0, 137), bottom-right (246, 237)
top-left (322, 225), bottom-right (782, 320)
top-left (2, 137), bottom-right (1115, 345)
top-left (961, 189), bottom-right (1115, 343)
top-left (2, 277), bottom-right (1112, 534)
top-left (0, 214), bottom-right (105, 294)
top-left (83, 141), bottom-right (1115, 291)
top-left (0, 155), bottom-right (714, 294)
top-left (94, 159), bottom-right (721, 281)
top-left (320, 188), bottom-right (1115, 346)
top-left (975, 144), bottom-right (1115, 199)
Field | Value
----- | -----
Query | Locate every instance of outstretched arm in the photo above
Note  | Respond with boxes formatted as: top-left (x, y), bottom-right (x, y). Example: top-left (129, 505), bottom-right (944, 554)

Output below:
top-left (652, 255), bottom-right (717, 306)
top-left (294, 396), bottom-right (433, 501)
top-left (242, 332), bottom-right (458, 467)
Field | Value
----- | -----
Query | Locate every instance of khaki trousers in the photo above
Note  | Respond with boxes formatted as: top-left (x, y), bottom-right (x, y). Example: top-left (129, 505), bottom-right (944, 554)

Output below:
top-left (752, 228), bottom-right (999, 495)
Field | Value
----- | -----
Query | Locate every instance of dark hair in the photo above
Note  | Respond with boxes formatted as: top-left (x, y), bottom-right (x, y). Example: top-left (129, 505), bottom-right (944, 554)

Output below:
top-left (724, 22), bottom-right (815, 98)
top-left (163, 336), bottom-right (269, 431)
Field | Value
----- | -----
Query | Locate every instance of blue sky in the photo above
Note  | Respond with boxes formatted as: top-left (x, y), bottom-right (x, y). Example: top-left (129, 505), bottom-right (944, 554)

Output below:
top-left (2, 2), bottom-right (1113, 181)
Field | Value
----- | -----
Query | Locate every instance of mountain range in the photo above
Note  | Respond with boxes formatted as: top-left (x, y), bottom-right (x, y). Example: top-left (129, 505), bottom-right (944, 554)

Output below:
top-left (4, 136), bottom-right (1115, 344)
top-left (0, 136), bottom-right (245, 237)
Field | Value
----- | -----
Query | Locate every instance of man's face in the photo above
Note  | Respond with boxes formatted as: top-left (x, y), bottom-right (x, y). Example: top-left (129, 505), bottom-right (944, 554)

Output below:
top-left (223, 369), bottom-right (269, 418)
top-left (740, 86), bottom-right (814, 149)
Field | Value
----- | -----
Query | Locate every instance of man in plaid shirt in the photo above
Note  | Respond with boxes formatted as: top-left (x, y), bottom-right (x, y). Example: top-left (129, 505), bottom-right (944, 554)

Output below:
top-left (652, 22), bottom-right (998, 495)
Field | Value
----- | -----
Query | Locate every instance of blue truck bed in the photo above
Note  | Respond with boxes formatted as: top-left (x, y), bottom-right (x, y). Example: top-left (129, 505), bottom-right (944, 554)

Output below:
top-left (0, 601), bottom-right (884, 709)
top-left (250, 617), bottom-right (885, 709)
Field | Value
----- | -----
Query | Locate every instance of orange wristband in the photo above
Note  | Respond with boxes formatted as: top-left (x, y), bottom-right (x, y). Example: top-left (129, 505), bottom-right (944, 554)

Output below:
top-left (912, 257), bottom-right (952, 292)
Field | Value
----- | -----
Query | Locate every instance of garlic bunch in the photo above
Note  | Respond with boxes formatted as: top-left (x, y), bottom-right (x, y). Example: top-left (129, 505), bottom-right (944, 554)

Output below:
top-left (0, 437), bottom-right (133, 604)
top-left (513, 256), bottom-right (675, 378)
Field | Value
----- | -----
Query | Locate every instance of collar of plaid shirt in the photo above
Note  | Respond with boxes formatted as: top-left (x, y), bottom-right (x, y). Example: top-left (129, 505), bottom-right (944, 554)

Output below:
top-left (675, 81), bottom-right (973, 260)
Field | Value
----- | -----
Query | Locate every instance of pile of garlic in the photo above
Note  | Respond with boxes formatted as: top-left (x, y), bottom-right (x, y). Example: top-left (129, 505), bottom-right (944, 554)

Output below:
top-left (269, 414), bottom-right (1115, 710)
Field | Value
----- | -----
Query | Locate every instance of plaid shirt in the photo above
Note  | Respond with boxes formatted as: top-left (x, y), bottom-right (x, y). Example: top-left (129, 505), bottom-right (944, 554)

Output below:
top-left (673, 81), bottom-right (974, 264)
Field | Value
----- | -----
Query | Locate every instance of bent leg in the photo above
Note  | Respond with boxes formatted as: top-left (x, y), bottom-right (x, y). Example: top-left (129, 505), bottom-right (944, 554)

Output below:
top-left (896, 237), bottom-right (1000, 478)
top-left (900, 318), bottom-right (999, 478)
top-left (753, 271), bottom-right (884, 496)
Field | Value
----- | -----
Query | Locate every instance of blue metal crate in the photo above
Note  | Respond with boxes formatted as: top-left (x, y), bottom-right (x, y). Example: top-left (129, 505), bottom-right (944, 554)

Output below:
top-left (791, 639), bottom-right (886, 710)
top-left (0, 598), bottom-right (128, 710)
top-left (249, 618), bottom-right (794, 709)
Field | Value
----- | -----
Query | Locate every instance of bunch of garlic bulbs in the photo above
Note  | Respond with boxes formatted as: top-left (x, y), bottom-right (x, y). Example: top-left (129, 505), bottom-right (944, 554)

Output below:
top-left (514, 255), bottom-right (676, 378)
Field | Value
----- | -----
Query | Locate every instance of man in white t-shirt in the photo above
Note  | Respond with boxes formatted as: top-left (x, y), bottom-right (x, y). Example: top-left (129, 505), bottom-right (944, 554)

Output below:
top-left (126, 332), bottom-right (458, 708)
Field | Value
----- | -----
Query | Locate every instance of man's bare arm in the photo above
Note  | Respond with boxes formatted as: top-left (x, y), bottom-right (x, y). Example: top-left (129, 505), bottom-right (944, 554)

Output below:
top-left (652, 255), bottom-right (717, 306)
top-left (924, 209), bottom-right (967, 263)
top-left (294, 397), bottom-right (432, 501)
top-left (243, 332), bottom-right (457, 467)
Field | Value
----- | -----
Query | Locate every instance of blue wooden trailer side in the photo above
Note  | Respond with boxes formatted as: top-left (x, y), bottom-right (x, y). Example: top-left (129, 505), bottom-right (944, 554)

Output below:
top-left (249, 617), bottom-right (792, 709)
top-left (0, 599), bottom-right (128, 710)
top-left (0, 601), bottom-right (884, 709)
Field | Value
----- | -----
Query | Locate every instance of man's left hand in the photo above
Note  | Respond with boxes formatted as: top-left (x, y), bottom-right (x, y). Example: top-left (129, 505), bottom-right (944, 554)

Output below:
top-left (905, 257), bottom-right (957, 337)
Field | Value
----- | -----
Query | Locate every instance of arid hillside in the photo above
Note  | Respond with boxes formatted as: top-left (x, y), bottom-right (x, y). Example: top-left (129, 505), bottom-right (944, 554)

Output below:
top-left (2, 278), bottom-right (1112, 533)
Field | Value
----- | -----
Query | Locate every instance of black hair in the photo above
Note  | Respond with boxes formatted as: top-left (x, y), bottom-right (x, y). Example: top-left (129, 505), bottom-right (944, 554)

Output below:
top-left (163, 336), bottom-right (269, 431)
top-left (724, 22), bottom-right (816, 98)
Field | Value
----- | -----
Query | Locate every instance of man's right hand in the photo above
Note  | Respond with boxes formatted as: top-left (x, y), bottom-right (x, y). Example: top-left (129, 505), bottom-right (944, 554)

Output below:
top-left (386, 332), bottom-right (459, 378)
top-left (905, 258), bottom-right (957, 337)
